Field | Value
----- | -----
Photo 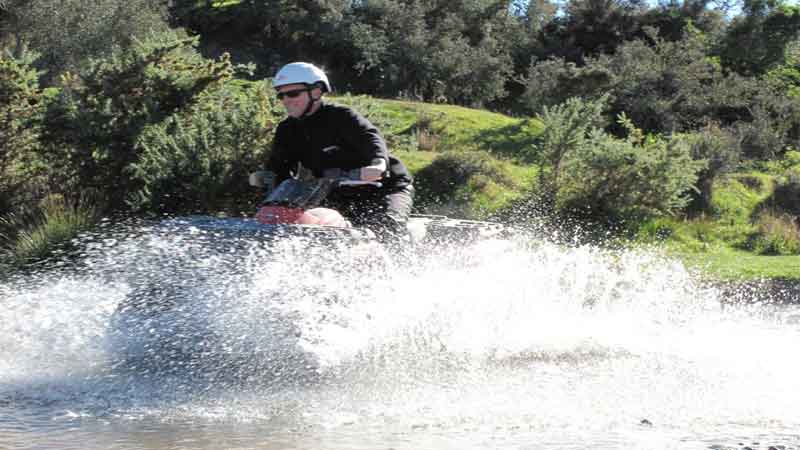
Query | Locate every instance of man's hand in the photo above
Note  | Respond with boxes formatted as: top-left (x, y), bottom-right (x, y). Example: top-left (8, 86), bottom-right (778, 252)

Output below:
top-left (249, 170), bottom-right (275, 188)
top-left (325, 161), bottom-right (386, 181)
top-left (359, 160), bottom-right (387, 181)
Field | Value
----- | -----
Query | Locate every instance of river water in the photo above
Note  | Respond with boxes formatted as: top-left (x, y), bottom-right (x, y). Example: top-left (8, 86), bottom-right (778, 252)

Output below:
top-left (1, 220), bottom-right (799, 450)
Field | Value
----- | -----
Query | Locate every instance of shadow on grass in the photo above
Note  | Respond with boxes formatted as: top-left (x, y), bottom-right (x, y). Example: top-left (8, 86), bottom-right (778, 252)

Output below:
top-left (472, 119), bottom-right (543, 163)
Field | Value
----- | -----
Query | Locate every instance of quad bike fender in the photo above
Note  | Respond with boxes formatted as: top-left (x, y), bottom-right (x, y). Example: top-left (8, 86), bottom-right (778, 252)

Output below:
top-left (256, 205), bottom-right (350, 227)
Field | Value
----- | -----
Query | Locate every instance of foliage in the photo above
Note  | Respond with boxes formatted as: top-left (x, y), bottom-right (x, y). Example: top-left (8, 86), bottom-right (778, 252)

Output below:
top-left (763, 169), bottom-right (800, 215)
top-left (342, 0), bottom-right (516, 106)
top-left (536, 96), bottom-right (702, 223)
top-left (171, 0), bottom-right (349, 66)
top-left (128, 79), bottom-right (279, 214)
top-left (678, 124), bottom-right (741, 214)
top-left (741, 210), bottom-right (800, 255)
top-left (537, 0), bottom-right (647, 64)
top-left (2, 0), bottom-right (171, 82)
top-left (634, 170), bottom-right (800, 279)
top-left (37, 34), bottom-right (238, 210)
top-left (518, 57), bottom-right (612, 114)
top-left (718, 2), bottom-right (800, 76)
top-left (519, 24), bottom-right (800, 164)
top-left (733, 85), bottom-right (800, 160)
top-left (0, 193), bottom-right (99, 266)
top-left (784, 149), bottom-right (800, 168)
top-left (535, 95), bottom-right (608, 207)
top-left (519, 27), bottom-right (725, 132)
top-left (560, 114), bottom-right (702, 222)
top-left (639, 1), bottom-right (726, 43)
top-left (713, 173), bottom-right (773, 222)
top-left (764, 40), bottom-right (800, 98)
top-left (0, 52), bottom-right (44, 215)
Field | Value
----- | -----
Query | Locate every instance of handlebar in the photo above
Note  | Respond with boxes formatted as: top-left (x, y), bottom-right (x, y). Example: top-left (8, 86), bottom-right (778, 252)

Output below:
top-left (337, 179), bottom-right (382, 188)
top-left (250, 169), bottom-right (384, 191)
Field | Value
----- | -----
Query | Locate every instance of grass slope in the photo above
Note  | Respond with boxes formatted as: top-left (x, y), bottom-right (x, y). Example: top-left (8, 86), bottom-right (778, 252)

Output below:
top-left (333, 95), bottom-right (540, 217)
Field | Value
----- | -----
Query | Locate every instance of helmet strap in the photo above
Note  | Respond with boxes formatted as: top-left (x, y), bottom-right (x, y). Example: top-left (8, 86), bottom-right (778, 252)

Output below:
top-left (301, 87), bottom-right (322, 117)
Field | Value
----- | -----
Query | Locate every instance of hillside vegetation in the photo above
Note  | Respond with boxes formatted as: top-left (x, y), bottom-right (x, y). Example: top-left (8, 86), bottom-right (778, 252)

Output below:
top-left (340, 96), bottom-right (800, 281)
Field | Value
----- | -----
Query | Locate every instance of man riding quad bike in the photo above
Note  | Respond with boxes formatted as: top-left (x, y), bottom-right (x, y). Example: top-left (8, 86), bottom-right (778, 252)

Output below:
top-left (264, 62), bottom-right (414, 243)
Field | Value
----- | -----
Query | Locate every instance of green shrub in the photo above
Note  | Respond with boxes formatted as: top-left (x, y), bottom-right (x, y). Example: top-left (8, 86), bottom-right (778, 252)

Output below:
top-left (557, 114), bottom-right (703, 222)
top-left (535, 95), bottom-right (609, 209)
top-left (637, 217), bottom-right (676, 242)
top-left (413, 149), bottom-right (511, 217)
top-left (518, 57), bottom-right (612, 115)
top-left (128, 79), bottom-right (279, 214)
top-left (7, 0), bottom-right (171, 82)
top-left (37, 33), bottom-right (240, 211)
top-left (411, 106), bottom-right (447, 151)
top-left (678, 124), bottom-right (741, 214)
top-left (536, 96), bottom-right (702, 223)
top-left (741, 210), bottom-right (800, 255)
top-left (0, 52), bottom-right (45, 215)
top-left (0, 193), bottom-right (100, 266)
top-left (771, 171), bottom-right (800, 215)
top-left (735, 103), bottom-right (795, 160)
top-left (785, 150), bottom-right (800, 167)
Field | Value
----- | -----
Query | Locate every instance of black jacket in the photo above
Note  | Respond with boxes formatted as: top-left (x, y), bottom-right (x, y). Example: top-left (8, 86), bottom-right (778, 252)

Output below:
top-left (267, 102), bottom-right (412, 191)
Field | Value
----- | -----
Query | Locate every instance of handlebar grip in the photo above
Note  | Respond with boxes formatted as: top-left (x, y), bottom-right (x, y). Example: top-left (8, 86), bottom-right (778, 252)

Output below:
top-left (337, 180), bottom-right (382, 187)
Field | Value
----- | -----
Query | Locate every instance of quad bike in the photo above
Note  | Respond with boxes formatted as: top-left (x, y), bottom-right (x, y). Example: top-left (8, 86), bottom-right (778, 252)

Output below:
top-left (247, 170), bottom-right (509, 245)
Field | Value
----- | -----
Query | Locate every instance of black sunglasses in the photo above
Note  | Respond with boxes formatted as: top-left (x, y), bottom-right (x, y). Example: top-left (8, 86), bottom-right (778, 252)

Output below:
top-left (276, 88), bottom-right (310, 100)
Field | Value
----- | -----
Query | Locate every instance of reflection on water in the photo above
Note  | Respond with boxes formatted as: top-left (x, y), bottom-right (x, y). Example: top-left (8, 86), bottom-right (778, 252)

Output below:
top-left (1, 220), bottom-right (799, 450)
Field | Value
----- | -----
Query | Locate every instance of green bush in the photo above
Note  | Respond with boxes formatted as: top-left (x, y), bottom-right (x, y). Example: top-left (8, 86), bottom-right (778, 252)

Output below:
top-left (636, 217), bottom-right (676, 242)
top-left (0, 52), bottom-right (45, 215)
top-left (771, 171), bottom-right (800, 215)
top-left (413, 149), bottom-right (510, 216)
top-left (735, 101), bottom-right (796, 160)
top-left (535, 95), bottom-right (609, 208)
top-left (536, 95), bottom-right (703, 223)
top-left (784, 150), bottom-right (800, 168)
top-left (129, 79), bottom-right (280, 214)
top-left (678, 124), bottom-right (741, 214)
top-left (741, 210), bottom-right (800, 255)
top-left (37, 33), bottom-right (240, 211)
top-left (6, 0), bottom-right (171, 83)
top-left (518, 57), bottom-right (612, 115)
top-left (0, 193), bottom-right (100, 267)
top-left (558, 114), bottom-right (703, 222)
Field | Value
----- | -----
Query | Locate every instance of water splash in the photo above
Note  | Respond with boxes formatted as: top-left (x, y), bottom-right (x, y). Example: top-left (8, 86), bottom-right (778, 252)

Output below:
top-left (1, 220), bottom-right (799, 449)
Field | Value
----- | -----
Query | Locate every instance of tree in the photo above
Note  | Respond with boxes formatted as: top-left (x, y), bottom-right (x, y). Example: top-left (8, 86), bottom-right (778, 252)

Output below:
top-left (0, 52), bottom-right (43, 214)
top-left (169, 0), bottom-right (351, 76)
top-left (341, 0), bottom-right (516, 105)
top-left (637, 0), bottom-right (726, 43)
top-left (37, 35), bottom-right (236, 208)
top-left (718, 1), bottom-right (800, 76)
top-left (518, 57), bottom-right (613, 114)
top-left (534, 0), bottom-right (648, 64)
top-left (4, 0), bottom-right (171, 83)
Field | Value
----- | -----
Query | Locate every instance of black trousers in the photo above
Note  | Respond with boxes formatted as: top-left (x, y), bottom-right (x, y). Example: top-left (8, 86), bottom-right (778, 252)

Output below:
top-left (326, 184), bottom-right (415, 239)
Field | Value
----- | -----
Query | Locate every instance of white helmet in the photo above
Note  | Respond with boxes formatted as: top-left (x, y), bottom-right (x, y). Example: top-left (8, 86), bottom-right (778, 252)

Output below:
top-left (273, 62), bottom-right (331, 92)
